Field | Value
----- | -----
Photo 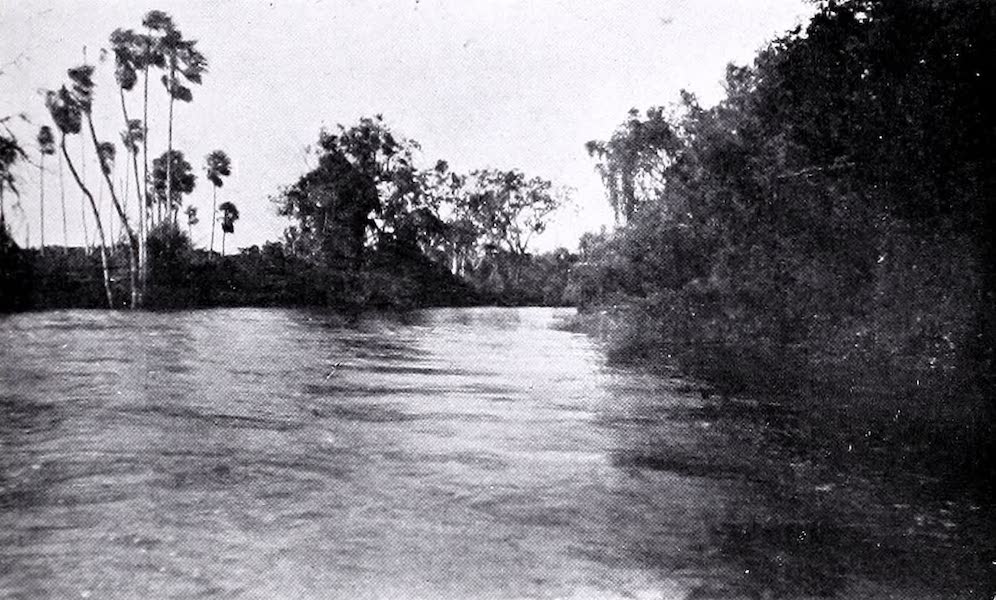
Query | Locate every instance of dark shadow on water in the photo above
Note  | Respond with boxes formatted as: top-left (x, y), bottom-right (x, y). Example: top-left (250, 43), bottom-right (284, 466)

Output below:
top-left (310, 401), bottom-right (425, 423)
top-left (599, 379), bottom-right (994, 599)
top-left (119, 403), bottom-right (305, 432)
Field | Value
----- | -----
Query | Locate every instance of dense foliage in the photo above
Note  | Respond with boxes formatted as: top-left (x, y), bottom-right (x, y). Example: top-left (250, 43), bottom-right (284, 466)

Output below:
top-left (579, 0), bottom-right (994, 409)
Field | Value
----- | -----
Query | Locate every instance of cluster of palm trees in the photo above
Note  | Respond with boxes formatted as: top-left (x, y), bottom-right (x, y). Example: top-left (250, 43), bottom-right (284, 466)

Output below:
top-left (37, 10), bottom-right (237, 308)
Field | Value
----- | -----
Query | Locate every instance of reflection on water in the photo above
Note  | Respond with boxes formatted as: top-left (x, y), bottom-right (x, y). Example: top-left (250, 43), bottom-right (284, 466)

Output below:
top-left (0, 307), bottom-right (989, 599)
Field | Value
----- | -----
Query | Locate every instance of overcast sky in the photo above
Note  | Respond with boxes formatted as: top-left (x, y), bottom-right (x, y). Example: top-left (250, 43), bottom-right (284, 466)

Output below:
top-left (1, 0), bottom-right (814, 252)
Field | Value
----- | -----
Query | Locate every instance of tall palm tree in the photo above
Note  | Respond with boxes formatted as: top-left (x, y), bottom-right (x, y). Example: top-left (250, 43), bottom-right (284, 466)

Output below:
top-left (204, 150), bottom-right (231, 255)
top-left (218, 200), bottom-right (239, 256)
top-left (144, 12), bottom-right (206, 224)
top-left (139, 12), bottom-right (167, 228)
top-left (109, 28), bottom-right (149, 298)
top-left (46, 86), bottom-right (114, 308)
top-left (36, 126), bottom-right (56, 255)
top-left (68, 64), bottom-right (140, 308)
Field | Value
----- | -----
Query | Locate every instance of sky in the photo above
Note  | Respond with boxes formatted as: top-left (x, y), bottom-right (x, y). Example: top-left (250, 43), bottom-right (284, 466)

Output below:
top-left (0, 0), bottom-right (815, 253)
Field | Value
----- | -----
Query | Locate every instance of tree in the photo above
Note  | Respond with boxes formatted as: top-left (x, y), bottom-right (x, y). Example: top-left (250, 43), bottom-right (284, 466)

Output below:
top-left (462, 169), bottom-right (566, 256)
top-left (204, 149), bottom-right (231, 255)
top-left (150, 150), bottom-right (196, 222)
top-left (218, 200), bottom-right (239, 255)
top-left (184, 204), bottom-right (198, 239)
top-left (0, 123), bottom-right (27, 233)
top-left (36, 126), bottom-right (56, 255)
top-left (139, 12), bottom-right (168, 226)
top-left (144, 12), bottom-right (206, 222)
top-left (276, 116), bottom-right (421, 270)
top-left (57, 138), bottom-right (68, 250)
top-left (586, 106), bottom-right (680, 224)
top-left (453, 169), bottom-right (569, 288)
top-left (109, 27), bottom-right (150, 297)
top-left (46, 85), bottom-right (114, 308)
top-left (68, 64), bottom-right (141, 308)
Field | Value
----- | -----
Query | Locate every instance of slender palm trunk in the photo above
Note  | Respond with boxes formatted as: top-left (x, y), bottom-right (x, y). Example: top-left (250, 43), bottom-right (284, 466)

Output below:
top-left (61, 136), bottom-right (113, 308)
top-left (58, 151), bottom-right (68, 252)
top-left (119, 88), bottom-right (146, 305)
top-left (142, 58), bottom-right (156, 229)
top-left (39, 152), bottom-right (45, 255)
top-left (99, 177), bottom-right (110, 250)
top-left (79, 134), bottom-right (90, 250)
top-left (209, 185), bottom-right (217, 255)
top-left (166, 61), bottom-right (175, 226)
top-left (222, 231), bottom-right (226, 256)
top-left (87, 114), bottom-right (140, 309)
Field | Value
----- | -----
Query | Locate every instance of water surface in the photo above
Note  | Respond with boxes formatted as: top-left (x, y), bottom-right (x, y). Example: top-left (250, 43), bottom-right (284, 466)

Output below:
top-left (0, 308), bottom-right (988, 599)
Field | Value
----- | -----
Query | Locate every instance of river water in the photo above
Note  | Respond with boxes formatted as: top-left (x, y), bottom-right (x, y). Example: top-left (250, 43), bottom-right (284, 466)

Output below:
top-left (0, 307), bottom-right (989, 599)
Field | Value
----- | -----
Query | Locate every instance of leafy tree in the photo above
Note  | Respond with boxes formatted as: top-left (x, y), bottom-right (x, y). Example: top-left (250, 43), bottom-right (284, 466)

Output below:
top-left (218, 200), bottom-right (239, 255)
top-left (151, 149), bottom-right (196, 222)
top-left (204, 149), bottom-right (231, 255)
top-left (277, 116), bottom-right (422, 270)
top-left (461, 169), bottom-right (566, 256)
top-left (452, 168), bottom-right (569, 288)
top-left (36, 126), bottom-right (56, 254)
top-left (586, 106), bottom-right (679, 223)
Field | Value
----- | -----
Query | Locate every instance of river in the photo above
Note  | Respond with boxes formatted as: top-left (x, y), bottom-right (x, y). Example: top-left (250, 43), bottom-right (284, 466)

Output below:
top-left (0, 307), bottom-right (989, 599)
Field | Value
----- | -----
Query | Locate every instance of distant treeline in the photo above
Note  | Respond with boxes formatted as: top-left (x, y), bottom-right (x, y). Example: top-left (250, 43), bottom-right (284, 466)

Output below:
top-left (0, 224), bottom-right (578, 311)
top-left (575, 0), bottom-right (994, 424)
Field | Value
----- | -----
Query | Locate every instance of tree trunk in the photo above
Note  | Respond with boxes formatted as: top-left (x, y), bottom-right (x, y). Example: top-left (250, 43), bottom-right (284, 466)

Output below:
top-left (209, 185), bottom-right (217, 255)
top-left (39, 152), bottom-right (45, 255)
top-left (87, 114), bottom-right (140, 309)
top-left (61, 136), bottom-right (114, 309)
top-left (79, 135), bottom-right (90, 251)
top-left (166, 62), bottom-right (175, 226)
top-left (58, 151), bottom-right (68, 252)
top-left (221, 231), bottom-right (226, 256)
top-left (120, 87), bottom-right (146, 306)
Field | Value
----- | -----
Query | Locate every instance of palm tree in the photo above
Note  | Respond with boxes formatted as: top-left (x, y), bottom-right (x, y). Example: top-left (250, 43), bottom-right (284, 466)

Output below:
top-left (218, 200), bottom-right (239, 256)
top-left (204, 150), bottom-right (231, 255)
top-left (68, 64), bottom-right (142, 308)
top-left (184, 204), bottom-right (198, 239)
top-left (140, 12), bottom-right (169, 227)
top-left (46, 86), bottom-right (114, 308)
top-left (151, 150), bottom-right (196, 222)
top-left (36, 126), bottom-right (56, 255)
top-left (0, 125), bottom-right (27, 233)
top-left (144, 12), bottom-right (206, 224)
top-left (109, 28), bottom-right (149, 298)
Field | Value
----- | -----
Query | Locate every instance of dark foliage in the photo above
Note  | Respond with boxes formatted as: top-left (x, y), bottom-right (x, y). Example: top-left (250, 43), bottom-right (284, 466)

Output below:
top-left (579, 0), bottom-right (994, 477)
